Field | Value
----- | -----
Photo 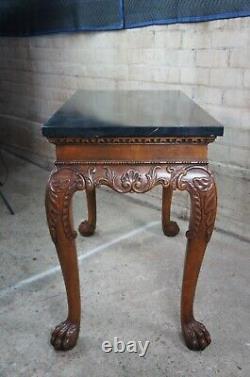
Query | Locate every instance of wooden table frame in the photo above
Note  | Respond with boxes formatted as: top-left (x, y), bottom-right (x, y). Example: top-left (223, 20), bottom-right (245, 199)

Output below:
top-left (45, 135), bottom-right (217, 352)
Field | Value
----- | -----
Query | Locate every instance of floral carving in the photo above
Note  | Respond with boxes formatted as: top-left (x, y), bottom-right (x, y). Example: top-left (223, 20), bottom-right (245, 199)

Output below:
top-left (96, 166), bottom-right (170, 193)
top-left (46, 164), bottom-right (216, 242)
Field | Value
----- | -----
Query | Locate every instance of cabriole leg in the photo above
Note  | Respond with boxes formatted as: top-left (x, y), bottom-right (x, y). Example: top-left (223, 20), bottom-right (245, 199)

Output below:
top-left (180, 167), bottom-right (217, 351)
top-left (46, 168), bottom-right (84, 351)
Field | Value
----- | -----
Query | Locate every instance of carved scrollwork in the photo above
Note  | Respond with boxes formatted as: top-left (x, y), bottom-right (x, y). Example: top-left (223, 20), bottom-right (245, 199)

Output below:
top-left (46, 164), bottom-right (217, 243)
top-left (95, 166), bottom-right (170, 193)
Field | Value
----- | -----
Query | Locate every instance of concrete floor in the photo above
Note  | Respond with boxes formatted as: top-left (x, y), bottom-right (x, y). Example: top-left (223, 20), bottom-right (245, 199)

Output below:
top-left (0, 151), bottom-right (250, 377)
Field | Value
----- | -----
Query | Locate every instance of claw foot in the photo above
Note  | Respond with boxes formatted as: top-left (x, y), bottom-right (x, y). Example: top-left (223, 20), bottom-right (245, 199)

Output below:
top-left (79, 220), bottom-right (95, 237)
top-left (51, 320), bottom-right (80, 351)
top-left (163, 221), bottom-right (180, 237)
top-left (182, 320), bottom-right (211, 351)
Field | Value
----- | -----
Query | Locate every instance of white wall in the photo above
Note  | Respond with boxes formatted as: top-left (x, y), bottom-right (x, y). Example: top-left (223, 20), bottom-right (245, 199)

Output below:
top-left (0, 17), bottom-right (250, 239)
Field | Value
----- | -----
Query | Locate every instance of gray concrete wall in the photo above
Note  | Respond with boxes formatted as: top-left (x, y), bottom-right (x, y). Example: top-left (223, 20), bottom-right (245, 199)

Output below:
top-left (0, 17), bottom-right (250, 240)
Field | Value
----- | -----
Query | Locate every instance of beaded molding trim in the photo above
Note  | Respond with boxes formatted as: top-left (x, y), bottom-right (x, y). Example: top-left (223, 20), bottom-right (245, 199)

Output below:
top-left (48, 136), bottom-right (216, 145)
top-left (55, 160), bottom-right (208, 166)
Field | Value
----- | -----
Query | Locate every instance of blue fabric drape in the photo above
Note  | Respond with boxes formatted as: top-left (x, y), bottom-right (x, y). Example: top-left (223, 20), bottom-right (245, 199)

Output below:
top-left (0, 0), bottom-right (123, 36)
top-left (125, 0), bottom-right (250, 28)
top-left (0, 0), bottom-right (249, 36)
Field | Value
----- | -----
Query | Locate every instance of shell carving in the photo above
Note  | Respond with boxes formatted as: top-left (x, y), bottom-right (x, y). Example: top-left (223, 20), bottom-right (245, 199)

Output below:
top-left (46, 165), bottom-right (216, 242)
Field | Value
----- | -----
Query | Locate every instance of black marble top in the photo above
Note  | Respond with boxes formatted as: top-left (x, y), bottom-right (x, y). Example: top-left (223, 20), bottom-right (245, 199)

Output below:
top-left (42, 90), bottom-right (224, 138)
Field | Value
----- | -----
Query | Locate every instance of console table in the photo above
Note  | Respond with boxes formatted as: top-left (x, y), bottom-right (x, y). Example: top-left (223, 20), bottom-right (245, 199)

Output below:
top-left (42, 90), bottom-right (224, 352)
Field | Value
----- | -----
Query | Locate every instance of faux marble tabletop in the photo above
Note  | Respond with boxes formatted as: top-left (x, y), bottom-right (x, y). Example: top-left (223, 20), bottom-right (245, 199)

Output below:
top-left (42, 90), bottom-right (224, 138)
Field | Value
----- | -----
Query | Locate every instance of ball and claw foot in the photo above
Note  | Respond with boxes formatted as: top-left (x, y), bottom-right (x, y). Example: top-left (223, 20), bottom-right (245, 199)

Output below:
top-left (50, 320), bottom-right (80, 351)
top-left (163, 221), bottom-right (180, 237)
top-left (182, 320), bottom-right (211, 351)
top-left (78, 220), bottom-right (95, 237)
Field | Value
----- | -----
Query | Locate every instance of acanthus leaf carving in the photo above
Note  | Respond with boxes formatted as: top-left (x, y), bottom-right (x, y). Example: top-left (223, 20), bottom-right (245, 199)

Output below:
top-left (46, 168), bottom-right (85, 243)
top-left (177, 167), bottom-right (217, 241)
top-left (46, 164), bottom-right (217, 243)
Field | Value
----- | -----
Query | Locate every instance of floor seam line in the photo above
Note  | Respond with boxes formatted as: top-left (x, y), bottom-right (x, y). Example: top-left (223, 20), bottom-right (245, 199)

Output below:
top-left (0, 221), bottom-right (160, 299)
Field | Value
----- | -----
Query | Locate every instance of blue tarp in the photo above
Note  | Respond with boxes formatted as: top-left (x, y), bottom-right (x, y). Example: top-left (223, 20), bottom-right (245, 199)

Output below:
top-left (0, 0), bottom-right (250, 36)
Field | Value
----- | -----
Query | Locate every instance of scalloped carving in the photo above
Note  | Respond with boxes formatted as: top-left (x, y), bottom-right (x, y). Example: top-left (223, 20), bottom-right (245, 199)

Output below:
top-left (96, 166), bottom-right (170, 193)
top-left (45, 165), bottom-right (216, 242)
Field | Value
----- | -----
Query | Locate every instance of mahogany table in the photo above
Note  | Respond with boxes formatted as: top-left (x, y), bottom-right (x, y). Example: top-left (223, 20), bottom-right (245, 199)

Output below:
top-left (42, 90), bottom-right (224, 352)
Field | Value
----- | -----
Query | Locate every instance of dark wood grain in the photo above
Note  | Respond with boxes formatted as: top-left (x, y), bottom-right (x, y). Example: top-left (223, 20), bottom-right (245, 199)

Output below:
top-left (45, 136), bottom-right (218, 351)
